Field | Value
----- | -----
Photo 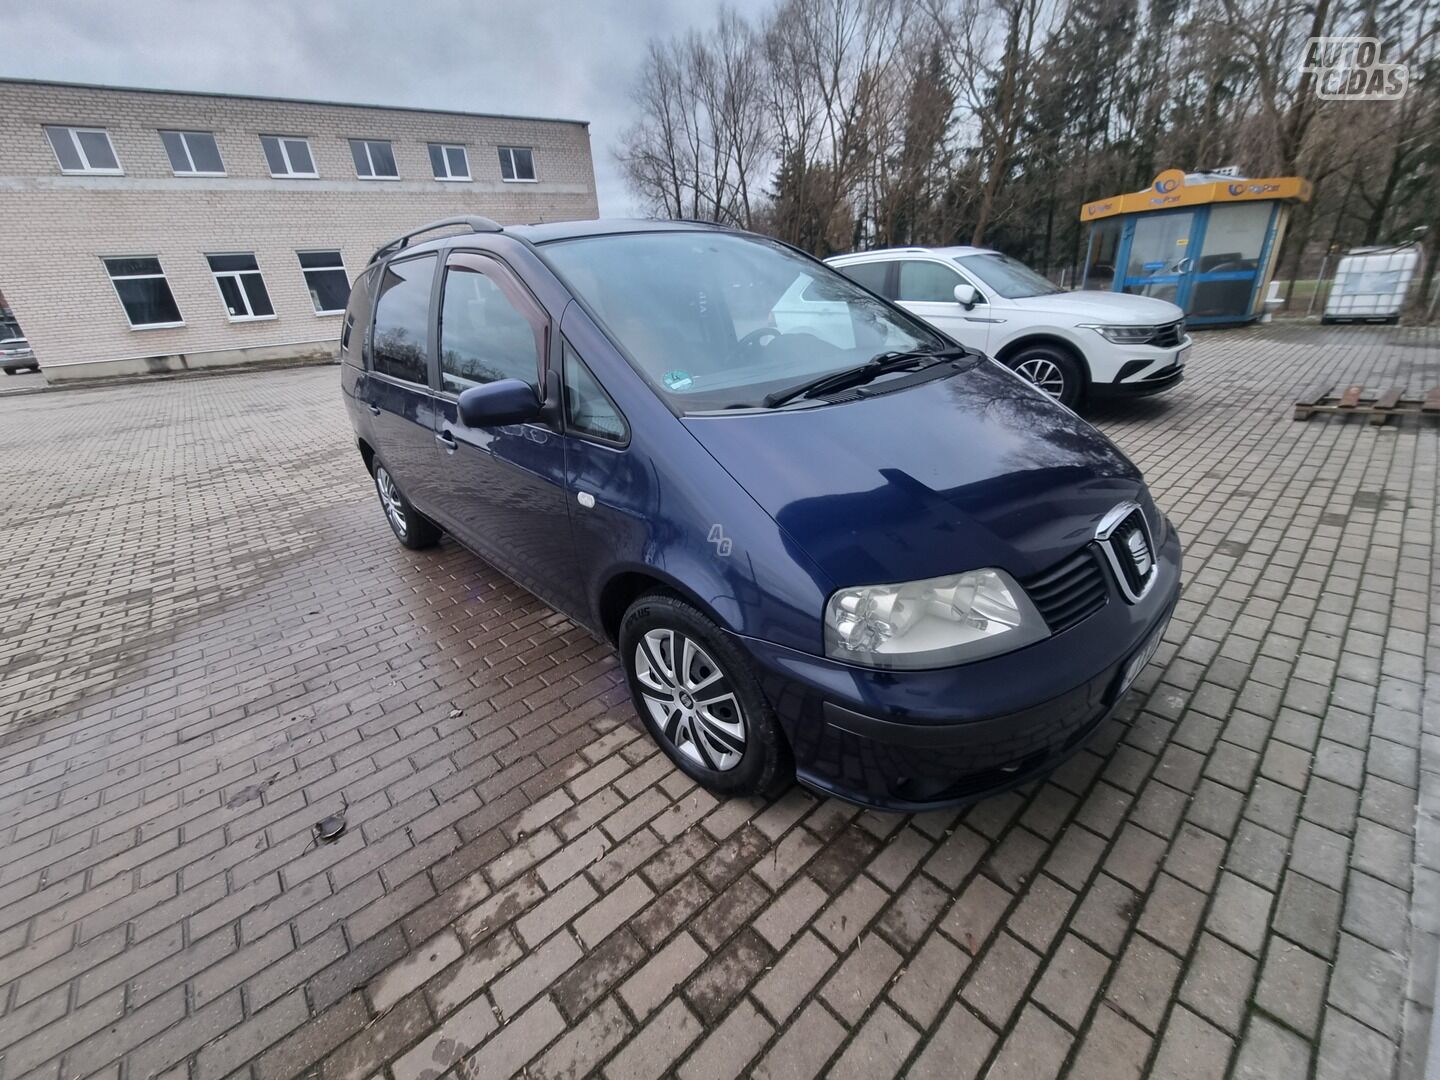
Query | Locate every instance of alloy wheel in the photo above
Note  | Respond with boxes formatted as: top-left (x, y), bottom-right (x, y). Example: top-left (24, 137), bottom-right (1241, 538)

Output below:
top-left (1015, 357), bottom-right (1066, 400)
top-left (374, 465), bottom-right (408, 539)
top-left (633, 628), bottom-right (747, 771)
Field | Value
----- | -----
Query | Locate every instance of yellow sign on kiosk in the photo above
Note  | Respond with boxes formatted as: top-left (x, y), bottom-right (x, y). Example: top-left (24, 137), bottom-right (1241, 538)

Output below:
top-left (1081, 170), bottom-right (1312, 220)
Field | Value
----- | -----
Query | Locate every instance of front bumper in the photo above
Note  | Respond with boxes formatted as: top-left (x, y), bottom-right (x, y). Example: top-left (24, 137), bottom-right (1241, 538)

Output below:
top-left (736, 524), bottom-right (1182, 811)
top-left (1091, 337), bottom-right (1191, 398)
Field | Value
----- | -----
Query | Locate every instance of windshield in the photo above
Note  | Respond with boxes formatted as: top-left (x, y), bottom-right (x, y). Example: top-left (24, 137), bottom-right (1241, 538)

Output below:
top-left (955, 253), bottom-right (1063, 299)
top-left (542, 231), bottom-right (944, 411)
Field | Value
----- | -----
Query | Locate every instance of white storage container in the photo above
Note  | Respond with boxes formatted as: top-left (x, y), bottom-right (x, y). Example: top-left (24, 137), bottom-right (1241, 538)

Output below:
top-left (1324, 244), bottom-right (1421, 322)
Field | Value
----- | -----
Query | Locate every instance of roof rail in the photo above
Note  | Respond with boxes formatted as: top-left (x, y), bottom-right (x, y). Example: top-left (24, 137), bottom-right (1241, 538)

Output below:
top-left (370, 216), bottom-right (503, 264)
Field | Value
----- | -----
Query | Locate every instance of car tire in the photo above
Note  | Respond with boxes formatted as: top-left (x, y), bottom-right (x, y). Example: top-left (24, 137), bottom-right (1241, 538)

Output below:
top-left (372, 460), bottom-right (440, 550)
top-left (619, 592), bottom-right (792, 799)
top-left (1008, 344), bottom-right (1084, 408)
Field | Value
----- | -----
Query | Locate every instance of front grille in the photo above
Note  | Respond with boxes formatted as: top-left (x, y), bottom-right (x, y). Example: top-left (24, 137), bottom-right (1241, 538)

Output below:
top-left (1022, 547), bottom-right (1108, 633)
top-left (1151, 319), bottom-right (1185, 348)
top-left (1102, 509), bottom-right (1155, 599)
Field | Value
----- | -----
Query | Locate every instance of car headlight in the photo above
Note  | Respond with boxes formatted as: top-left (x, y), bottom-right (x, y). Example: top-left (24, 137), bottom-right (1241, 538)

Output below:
top-left (1079, 324), bottom-right (1159, 344)
top-left (824, 568), bottom-right (1049, 669)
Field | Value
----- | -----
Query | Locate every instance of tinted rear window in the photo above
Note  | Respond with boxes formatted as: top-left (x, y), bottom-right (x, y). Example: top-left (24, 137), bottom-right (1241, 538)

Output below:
top-left (341, 265), bottom-right (381, 365)
top-left (370, 256), bottom-right (435, 384)
top-left (834, 260), bottom-right (891, 296)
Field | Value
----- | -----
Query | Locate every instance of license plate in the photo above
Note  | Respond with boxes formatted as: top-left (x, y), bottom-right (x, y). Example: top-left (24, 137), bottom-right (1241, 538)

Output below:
top-left (1120, 622), bottom-right (1166, 696)
top-left (1175, 345), bottom-right (1190, 368)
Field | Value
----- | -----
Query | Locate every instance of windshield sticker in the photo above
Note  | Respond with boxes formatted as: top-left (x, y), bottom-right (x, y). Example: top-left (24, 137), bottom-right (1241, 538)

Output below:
top-left (663, 370), bottom-right (694, 391)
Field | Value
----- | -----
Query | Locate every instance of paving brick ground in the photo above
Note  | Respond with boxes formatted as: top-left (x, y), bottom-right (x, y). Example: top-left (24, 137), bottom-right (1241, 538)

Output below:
top-left (1, 323), bottom-right (1437, 1080)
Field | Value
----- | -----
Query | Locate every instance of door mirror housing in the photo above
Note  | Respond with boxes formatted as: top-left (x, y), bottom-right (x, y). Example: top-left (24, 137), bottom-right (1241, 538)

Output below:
top-left (953, 283), bottom-right (979, 309)
top-left (457, 379), bottom-right (542, 428)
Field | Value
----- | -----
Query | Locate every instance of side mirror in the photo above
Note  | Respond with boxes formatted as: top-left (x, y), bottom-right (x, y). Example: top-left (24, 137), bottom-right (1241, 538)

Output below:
top-left (457, 379), bottom-right (542, 428)
top-left (953, 283), bottom-right (979, 309)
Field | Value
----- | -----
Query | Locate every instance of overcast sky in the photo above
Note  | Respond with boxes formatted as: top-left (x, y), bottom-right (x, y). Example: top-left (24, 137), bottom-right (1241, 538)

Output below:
top-left (4, 0), bottom-right (772, 216)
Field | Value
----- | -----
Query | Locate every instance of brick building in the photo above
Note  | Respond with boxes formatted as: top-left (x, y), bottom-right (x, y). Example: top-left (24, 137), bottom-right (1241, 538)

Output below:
top-left (0, 79), bottom-right (598, 381)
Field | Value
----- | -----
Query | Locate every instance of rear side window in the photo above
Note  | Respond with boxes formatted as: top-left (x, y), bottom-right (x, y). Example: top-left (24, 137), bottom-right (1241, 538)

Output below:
top-left (834, 260), bottom-right (891, 297)
top-left (341, 265), bottom-right (380, 364)
top-left (896, 261), bottom-right (964, 303)
top-left (371, 255), bottom-right (435, 384)
top-left (438, 263), bottom-right (544, 395)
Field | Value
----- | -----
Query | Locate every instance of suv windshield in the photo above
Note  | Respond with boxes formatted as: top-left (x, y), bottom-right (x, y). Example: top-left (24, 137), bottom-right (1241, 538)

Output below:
top-left (955, 253), bottom-right (1063, 299)
top-left (541, 231), bottom-right (944, 411)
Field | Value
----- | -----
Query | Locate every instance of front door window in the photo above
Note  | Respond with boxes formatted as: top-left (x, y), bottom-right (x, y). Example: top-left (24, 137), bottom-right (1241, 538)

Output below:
top-left (895, 260), bottom-right (965, 303)
top-left (438, 265), bottom-right (545, 395)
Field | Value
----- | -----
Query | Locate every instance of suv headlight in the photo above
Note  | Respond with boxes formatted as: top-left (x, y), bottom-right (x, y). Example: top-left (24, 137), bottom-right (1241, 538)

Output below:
top-left (1080, 324), bottom-right (1159, 344)
top-left (824, 569), bottom-right (1048, 669)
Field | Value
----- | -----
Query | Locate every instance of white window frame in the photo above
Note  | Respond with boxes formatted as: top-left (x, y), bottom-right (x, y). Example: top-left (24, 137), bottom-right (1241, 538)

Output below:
top-left (350, 138), bottom-right (399, 180)
top-left (498, 146), bottom-right (536, 183)
top-left (297, 250), bottom-right (351, 316)
top-left (260, 135), bottom-right (318, 179)
top-left (46, 126), bottom-right (123, 175)
top-left (428, 143), bottom-right (471, 182)
top-left (206, 253), bottom-right (276, 322)
top-left (104, 257), bottom-right (184, 330)
top-left (159, 129), bottom-right (226, 177)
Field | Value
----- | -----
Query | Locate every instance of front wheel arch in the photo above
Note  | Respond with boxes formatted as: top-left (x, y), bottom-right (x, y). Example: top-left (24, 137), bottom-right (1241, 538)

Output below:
top-left (995, 336), bottom-right (1089, 405)
top-left (596, 567), bottom-right (735, 646)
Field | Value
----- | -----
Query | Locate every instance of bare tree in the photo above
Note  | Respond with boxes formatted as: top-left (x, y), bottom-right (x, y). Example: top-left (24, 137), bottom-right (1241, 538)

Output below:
top-left (617, 0), bottom-right (1437, 314)
top-left (616, 10), bottom-right (771, 227)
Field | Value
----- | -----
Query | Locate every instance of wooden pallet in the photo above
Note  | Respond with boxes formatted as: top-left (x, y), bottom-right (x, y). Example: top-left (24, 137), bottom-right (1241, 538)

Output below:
top-left (1293, 384), bottom-right (1440, 425)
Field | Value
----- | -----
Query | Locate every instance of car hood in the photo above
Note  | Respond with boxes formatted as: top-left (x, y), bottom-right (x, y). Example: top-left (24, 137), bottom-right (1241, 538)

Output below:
top-left (1013, 290), bottom-right (1183, 324)
top-left (682, 360), bottom-right (1145, 587)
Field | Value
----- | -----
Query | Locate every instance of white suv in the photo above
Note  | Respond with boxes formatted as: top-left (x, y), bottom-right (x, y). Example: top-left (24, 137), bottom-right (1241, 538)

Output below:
top-left (822, 246), bottom-right (1190, 407)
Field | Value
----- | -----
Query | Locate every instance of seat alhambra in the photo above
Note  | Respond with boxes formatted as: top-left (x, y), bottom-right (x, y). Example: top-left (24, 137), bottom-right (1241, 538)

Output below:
top-left (341, 217), bottom-right (1181, 810)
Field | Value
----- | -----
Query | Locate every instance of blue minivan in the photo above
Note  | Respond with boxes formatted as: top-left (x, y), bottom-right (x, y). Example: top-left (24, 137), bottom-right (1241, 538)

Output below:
top-left (341, 217), bottom-right (1181, 811)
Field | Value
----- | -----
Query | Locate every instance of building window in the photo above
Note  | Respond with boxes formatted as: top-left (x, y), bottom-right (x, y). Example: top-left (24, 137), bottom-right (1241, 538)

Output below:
top-left (206, 253), bottom-right (275, 321)
top-left (103, 257), bottom-right (182, 328)
top-left (160, 130), bottom-right (225, 176)
top-left (428, 143), bottom-right (471, 181)
top-left (350, 139), bottom-right (398, 179)
top-left (298, 251), bottom-right (351, 314)
top-left (498, 146), bottom-right (535, 182)
top-left (260, 135), bottom-right (317, 178)
top-left (45, 126), bottom-right (122, 175)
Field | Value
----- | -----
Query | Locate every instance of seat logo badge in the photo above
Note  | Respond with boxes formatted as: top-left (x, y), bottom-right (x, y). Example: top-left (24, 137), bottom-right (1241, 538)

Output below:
top-left (1126, 529), bottom-right (1152, 578)
top-left (1094, 501), bottom-right (1157, 604)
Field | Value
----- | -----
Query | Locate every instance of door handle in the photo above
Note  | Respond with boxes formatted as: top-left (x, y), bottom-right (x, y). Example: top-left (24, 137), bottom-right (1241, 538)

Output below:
top-left (436, 429), bottom-right (457, 453)
top-left (367, 403), bottom-right (381, 416)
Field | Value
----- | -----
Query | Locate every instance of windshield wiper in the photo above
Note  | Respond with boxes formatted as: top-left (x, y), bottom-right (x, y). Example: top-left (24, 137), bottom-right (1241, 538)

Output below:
top-left (762, 346), bottom-right (966, 408)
